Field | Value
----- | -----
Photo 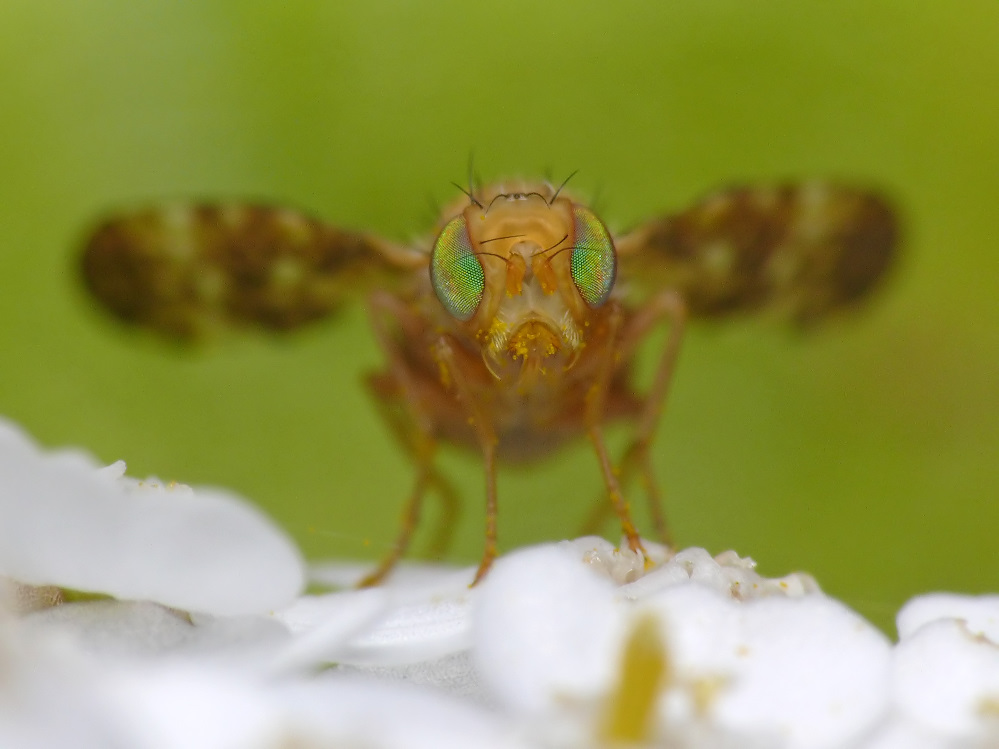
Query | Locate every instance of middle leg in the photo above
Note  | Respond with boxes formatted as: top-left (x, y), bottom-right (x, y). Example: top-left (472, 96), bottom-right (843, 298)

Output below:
top-left (584, 302), bottom-right (646, 557)
top-left (358, 291), bottom-right (445, 587)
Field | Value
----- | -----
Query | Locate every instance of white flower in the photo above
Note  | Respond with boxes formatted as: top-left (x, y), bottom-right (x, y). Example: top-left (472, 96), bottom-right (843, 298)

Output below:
top-left (0, 418), bottom-right (304, 616)
top-left (472, 538), bottom-right (891, 749)
top-left (887, 594), bottom-right (999, 744)
top-left (7, 414), bottom-right (999, 748)
top-left (99, 663), bottom-right (526, 749)
top-left (0, 605), bottom-right (527, 749)
top-left (0, 416), bottom-right (522, 748)
top-left (276, 561), bottom-right (476, 667)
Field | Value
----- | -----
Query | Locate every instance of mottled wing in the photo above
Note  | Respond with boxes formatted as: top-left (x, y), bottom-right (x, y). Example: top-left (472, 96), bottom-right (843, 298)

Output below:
top-left (616, 183), bottom-right (899, 325)
top-left (80, 203), bottom-right (425, 340)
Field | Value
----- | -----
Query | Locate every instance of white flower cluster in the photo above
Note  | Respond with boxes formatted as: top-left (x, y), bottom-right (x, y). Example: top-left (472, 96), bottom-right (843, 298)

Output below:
top-left (1, 417), bottom-right (997, 749)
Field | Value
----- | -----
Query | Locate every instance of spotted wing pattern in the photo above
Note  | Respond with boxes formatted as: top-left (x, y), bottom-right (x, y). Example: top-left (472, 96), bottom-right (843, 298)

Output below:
top-left (616, 183), bottom-right (899, 325)
top-left (80, 203), bottom-right (421, 340)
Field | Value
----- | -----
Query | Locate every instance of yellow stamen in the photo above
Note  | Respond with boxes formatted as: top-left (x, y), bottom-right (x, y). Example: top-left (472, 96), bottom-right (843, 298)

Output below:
top-left (599, 612), bottom-right (670, 744)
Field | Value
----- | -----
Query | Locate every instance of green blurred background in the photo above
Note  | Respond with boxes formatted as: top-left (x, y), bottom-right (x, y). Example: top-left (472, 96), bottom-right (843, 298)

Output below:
top-left (1, 2), bottom-right (996, 632)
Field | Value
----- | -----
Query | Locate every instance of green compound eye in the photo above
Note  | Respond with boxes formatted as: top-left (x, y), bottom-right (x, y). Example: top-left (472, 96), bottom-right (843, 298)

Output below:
top-left (570, 205), bottom-right (616, 308)
top-left (430, 215), bottom-right (484, 321)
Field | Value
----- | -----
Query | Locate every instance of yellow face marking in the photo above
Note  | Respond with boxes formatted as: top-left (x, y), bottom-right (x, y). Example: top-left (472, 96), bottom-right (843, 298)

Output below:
top-left (531, 255), bottom-right (559, 295)
top-left (506, 253), bottom-right (526, 297)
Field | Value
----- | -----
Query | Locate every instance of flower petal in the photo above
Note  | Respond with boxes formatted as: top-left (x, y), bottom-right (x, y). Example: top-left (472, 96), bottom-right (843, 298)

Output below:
top-left (0, 418), bottom-right (304, 615)
top-left (473, 542), bottom-right (625, 714)
top-left (892, 616), bottom-right (999, 739)
top-left (897, 593), bottom-right (999, 641)
top-left (703, 594), bottom-right (891, 749)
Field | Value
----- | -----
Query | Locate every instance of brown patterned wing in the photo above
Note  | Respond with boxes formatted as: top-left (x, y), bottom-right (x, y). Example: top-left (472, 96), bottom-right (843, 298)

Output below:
top-left (80, 203), bottom-right (425, 340)
top-left (616, 183), bottom-right (900, 325)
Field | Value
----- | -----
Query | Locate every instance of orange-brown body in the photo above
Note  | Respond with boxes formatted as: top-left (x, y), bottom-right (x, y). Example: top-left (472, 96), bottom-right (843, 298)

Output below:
top-left (377, 183), bottom-right (640, 463)
top-left (80, 177), bottom-right (899, 584)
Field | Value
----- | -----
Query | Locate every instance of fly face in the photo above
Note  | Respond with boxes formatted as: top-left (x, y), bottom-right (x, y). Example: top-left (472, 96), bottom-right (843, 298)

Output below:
top-left (429, 184), bottom-right (617, 386)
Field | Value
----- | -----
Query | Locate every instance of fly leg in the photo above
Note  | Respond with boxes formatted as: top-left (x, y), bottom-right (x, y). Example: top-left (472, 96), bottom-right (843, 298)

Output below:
top-left (362, 373), bottom-right (461, 562)
top-left (423, 471), bottom-right (461, 561)
top-left (433, 336), bottom-right (499, 586)
top-left (577, 290), bottom-right (687, 547)
top-left (617, 290), bottom-right (688, 546)
top-left (358, 291), bottom-right (443, 588)
top-left (357, 427), bottom-right (437, 588)
top-left (585, 302), bottom-right (645, 557)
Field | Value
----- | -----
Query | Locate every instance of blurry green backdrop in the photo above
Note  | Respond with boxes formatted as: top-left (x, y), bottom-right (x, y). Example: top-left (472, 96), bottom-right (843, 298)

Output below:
top-left (1, 2), bottom-right (996, 632)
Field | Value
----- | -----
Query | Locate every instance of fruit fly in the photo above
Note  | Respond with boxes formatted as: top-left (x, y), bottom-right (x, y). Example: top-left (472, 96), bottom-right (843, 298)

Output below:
top-left (79, 177), bottom-right (898, 585)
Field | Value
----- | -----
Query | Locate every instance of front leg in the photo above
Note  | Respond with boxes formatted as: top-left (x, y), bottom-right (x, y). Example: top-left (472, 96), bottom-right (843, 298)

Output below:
top-left (432, 335), bottom-right (500, 586)
top-left (578, 291), bottom-right (687, 549)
